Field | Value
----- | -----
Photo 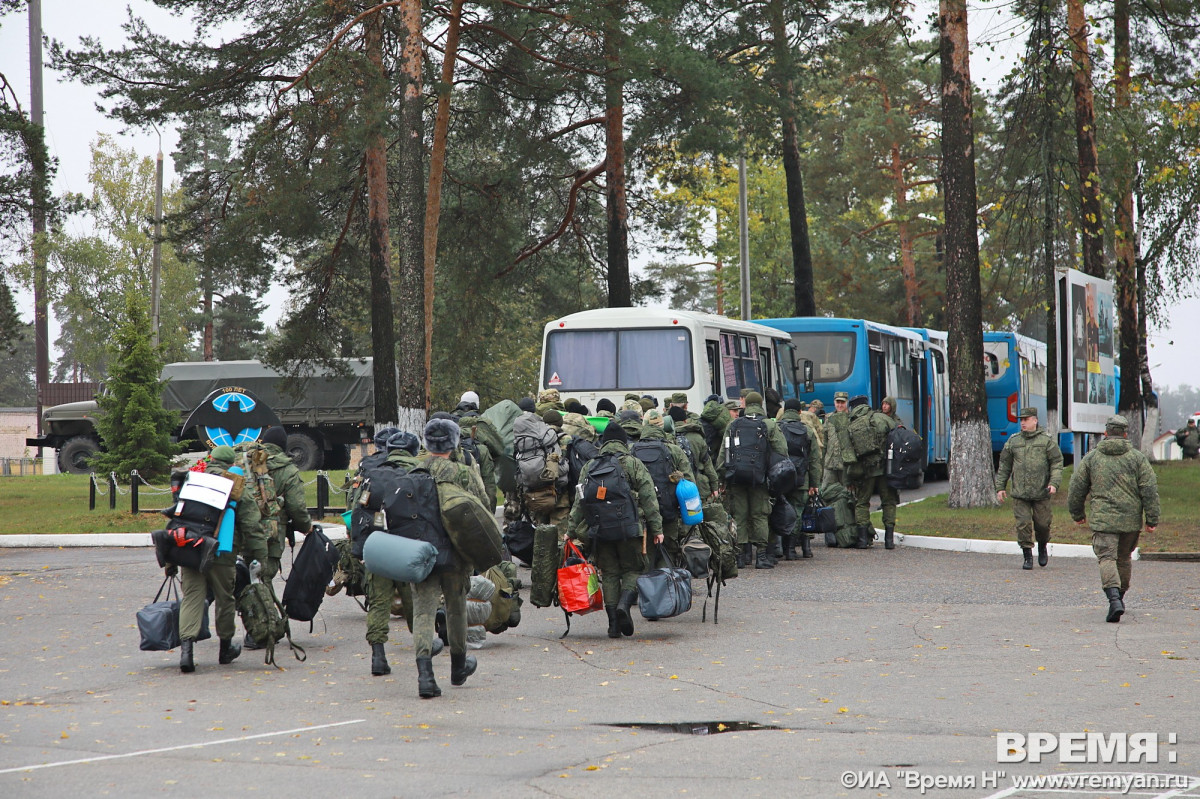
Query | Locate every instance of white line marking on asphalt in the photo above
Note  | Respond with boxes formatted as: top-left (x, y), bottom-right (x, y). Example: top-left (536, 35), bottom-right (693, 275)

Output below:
top-left (0, 719), bottom-right (365, 775)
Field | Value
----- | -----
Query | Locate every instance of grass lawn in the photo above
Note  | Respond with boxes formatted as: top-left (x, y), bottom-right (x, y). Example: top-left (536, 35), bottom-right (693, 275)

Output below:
top-left (881, 461), bottom-right (1200, 552)
top-left (0, 470), bottom-right (355, 536)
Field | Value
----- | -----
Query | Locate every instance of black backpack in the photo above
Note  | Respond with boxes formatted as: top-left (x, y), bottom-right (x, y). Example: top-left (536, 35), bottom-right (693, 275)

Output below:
top-left (580, 452), bottom-right (642, 541)
top-left (565, 437), bottom-right (600, 494)
top-left (351, 462), bottom-right (411, 558)
top-left (631, 439), bottom-right (680, 523)
top-left (382, 469), bottom-right (454, 572)
top-left (281, 526), bottom-right (340, 624)
top-left (459, 433), bottom-right (481, 467)
top-left (723, 416), bottom-right (769, 486)
top-left (700, 418), bottom-right (721, 460)
top-left (778, 418), bottom-right (811, 477)
top-left (675, 433), bottom-right (698, 476)
top-left (886, 426), bottom-right (924, 490)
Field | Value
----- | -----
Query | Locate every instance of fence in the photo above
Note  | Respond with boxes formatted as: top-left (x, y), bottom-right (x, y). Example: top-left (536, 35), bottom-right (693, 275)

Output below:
top-left (0, 458), bottom-right (45, 476)
top-left (88, 469), bottom-right (350, 519)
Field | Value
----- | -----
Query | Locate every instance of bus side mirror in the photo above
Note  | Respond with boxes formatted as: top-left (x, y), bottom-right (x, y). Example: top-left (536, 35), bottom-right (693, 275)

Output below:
top-left (803, 359), bottom-right (815, 394)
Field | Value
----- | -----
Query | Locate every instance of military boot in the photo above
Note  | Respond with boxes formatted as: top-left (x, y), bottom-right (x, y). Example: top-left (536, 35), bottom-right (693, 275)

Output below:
top-left (605, 607), bottom-right (621, 639)
top-left (737, 543), bottom-right (753, 568)
top-left (371, 643), bottom-right (390, 676)
top-left (800, 533), bottom-right (813, 559)
top-left (771, 537), bottom-right (783, 558)
top-left (180, 640), bottom-right (195, 673)
top-left (243, 632), bottom-right (262, 651)
top-left (451, 652), bottom-right (478, 686)
top-left (855, 525), bottom-right (873, 549)
top-left (884, 524), bottom-right (895, 550)
top-left (218, 637), bottom-right (242, 665)
top-left (755, 547), bottom-right (775, 569)
top-left (1021, 548), bottom-right (1033, 570)
top-left (782, 535), bottom-right (799, 561)
top-left (1105, 587), bottom-right (1125, 623)
top-left (416, 657), bottom-right (441, 698)
top-left (615, 590), bottom-right (637, 636)
top-left (1037, 541), bottom-right (1048, 567)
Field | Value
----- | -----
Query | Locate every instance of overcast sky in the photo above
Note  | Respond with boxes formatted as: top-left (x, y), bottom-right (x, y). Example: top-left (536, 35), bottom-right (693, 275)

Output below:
top-left (3, 1), bottom-right (1198, 393)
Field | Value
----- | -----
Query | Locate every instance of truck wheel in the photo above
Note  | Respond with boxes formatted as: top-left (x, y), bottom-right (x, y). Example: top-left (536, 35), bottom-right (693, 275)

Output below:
top-left (324, 444), bottom-right (351, 470)
top-left (286, 432), bottom-right (323, 471)
top-left (59, 436), bottom-right (100, 474)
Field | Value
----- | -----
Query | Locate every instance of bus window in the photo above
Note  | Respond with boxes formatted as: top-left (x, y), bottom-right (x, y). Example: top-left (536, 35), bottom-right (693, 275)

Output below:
top-left (983, 341), bottom-right (1008, 380)
top-left (545, 330), bottom-right (618, 390)
top-left (545, 328), bottom-right (692, 390)
top-left (888, 337), bottom-right (915, 400)
top-left (932, 348), bottom-right (945, 374)
top-left (789, 332), bottom-right (856, 382)
top-left (721, 333), bottom-right (762, 397)
top-left (706, 340), bottom-right (720, 396)
top-left (760, 345), bottom-right (773, 391)
top-left (617, 328), bottom-right (693, 388)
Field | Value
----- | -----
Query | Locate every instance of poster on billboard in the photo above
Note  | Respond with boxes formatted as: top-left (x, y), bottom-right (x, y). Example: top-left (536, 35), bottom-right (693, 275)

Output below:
top-left (1057, 268), bottom-right (1115, 433)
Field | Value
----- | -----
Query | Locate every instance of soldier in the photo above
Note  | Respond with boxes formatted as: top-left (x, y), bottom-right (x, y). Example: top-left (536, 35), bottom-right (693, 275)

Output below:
top-left (635, 408), bottom-right (695, 567)
top-left (995, 407), bottom-right (1064, 569)
top-left (778, 398), bottom-right (822, 559)
top-left (251, 426), bottom-right (313, 581)
top-left (844, 395), bottom-right (896, 549)
top-left (668, 404), bottom-right (720, 500)
top-left (177, 445), bottom-right (267, 673)
top-left (536, 388), bottom-right (566, 416)
top-left (717, 390), bottom-right (788, 569)
top-left (1068, 415), bottom-right (1160, 623)
top-left (411, 418), bottom-right (480, 697)
top-left (568, 422), bottom-right (663, 638)
top-left (699, 397), bottom-right (731, 461)
top-left (822, 391), bottom-right (851, 489)
top-left (594, 397), bottom-right (617, 418)
top-left (1174, 419), bottom-right (1200, 460)
top-left (803, 399), bottom-right (826, 451)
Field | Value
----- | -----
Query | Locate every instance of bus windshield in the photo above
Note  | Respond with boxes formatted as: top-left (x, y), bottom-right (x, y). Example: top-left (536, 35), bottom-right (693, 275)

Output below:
top-left (544, 328), bottom-right (693, 391)
top-left (790, 332), bottom-right (856, 382)
top-left (983, 341), bottom-right (1010, 382)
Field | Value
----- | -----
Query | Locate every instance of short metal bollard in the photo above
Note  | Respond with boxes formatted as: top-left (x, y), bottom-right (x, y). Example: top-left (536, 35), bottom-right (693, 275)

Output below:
top-left (109, 472), bottom-right (117, 510)
top-left (130, 470), bottom-right (139, 514)
top-left (316, 472), bottom-right (329, 520)
top-left (89, 474), bottom-right (96, 510)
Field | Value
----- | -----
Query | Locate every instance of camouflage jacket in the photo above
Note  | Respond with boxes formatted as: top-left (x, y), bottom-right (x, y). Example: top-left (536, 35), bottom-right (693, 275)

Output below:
top-left (637, 424), bottom-right (696, 484)
top-left (1067, 437), bottom-right (1160, 533)
top-left (249, 443), bottom-right (313, 558)
top-left (568, 439), bottom-right (663, 542)
top-left (421, 453), bottom-right (491, 507)
top-left (995, 429), bottom-right (1063, 501)
top-left (779, 409), bottom-right (823, 492)
top-left (206, 462), bottom-right (267, 564)
top-left (673, 416), bottom-right (720, 497)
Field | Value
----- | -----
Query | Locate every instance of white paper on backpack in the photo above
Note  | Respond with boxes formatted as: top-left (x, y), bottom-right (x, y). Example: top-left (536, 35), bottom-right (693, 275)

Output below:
top-left (178, 471), bottom-right (235, 509)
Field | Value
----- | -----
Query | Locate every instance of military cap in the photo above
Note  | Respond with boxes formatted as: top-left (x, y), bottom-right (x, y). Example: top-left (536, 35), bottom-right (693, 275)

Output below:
top-left (621, 399), bottom-right (643, 413)
top-left (1105, 414), bottom-right (1129, 433)
top-left (624, 393), bottom-right (641, 402)
top-left (1017, 407), bottom-right (1038, 419)
top-left (723, 399), bottom-right (741, 411)
top-left (744, 390), bottom-right (763, 407)
top-left (808, 399), bottom-right (824, 411)
top-left (538, 388), bottom-right (560, 404)
top-left (424, 417), bottom-right (461, 454)
top-left (210, 445), bottom-right (236, 464)
top-left (644, 408), bottom-right (664, 426)
top-left (833, 391), bottom-right (850, 401)
top-left (386, 431), bottom-right (419, 455)
top-left (739, 388), bottom-right (752, 398)
top-left (669, 392), bottom-right (689, 405)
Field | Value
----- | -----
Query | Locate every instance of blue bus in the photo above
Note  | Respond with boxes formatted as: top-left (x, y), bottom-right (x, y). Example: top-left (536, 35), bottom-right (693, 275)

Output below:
top-left (757, 317), bottom-right (950, 478)
top-left (982, 331), bottom-right (1076, 458)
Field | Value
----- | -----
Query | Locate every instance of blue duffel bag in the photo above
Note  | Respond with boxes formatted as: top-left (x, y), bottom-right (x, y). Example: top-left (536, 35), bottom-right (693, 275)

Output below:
top-left (637, 545), bottom-right (693, 620)
top-left (363, 532), bottom-right (438, 584)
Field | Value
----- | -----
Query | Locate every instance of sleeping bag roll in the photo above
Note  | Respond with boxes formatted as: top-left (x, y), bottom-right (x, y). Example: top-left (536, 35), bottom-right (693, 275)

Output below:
top-left (363, 532), bottom-right (438, 584)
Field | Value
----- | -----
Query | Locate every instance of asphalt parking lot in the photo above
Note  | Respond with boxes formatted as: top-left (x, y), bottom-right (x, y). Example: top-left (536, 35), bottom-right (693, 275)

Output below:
top-left (1, 543), bottom-right (1198, 798)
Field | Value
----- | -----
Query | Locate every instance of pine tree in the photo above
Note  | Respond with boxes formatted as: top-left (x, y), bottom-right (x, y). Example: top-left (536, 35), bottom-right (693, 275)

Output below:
top-left (90, 295), bottom-right (183, 481)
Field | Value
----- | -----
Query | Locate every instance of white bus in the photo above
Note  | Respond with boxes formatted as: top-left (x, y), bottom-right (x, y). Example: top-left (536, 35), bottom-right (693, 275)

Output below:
top-left (539, 308), bottom-right (802, 411)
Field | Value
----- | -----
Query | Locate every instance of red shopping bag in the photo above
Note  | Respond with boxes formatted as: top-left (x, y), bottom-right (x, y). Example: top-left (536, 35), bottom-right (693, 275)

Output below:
top-left (556, 539), bottom-right (603, 636)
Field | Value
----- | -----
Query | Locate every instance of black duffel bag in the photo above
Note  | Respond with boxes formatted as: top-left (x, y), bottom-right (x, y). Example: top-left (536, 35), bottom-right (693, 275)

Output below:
top-left (503, 519), bottom-right (536, 566)
top-left (137, 575), bottom-right (210, 651)
top-left (636, 545), bottom-right (693, 620)
top-left (152, 525), bottom-right (219, 573)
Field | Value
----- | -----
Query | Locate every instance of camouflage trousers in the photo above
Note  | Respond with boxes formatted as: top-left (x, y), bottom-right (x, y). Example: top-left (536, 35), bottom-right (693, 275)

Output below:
top-left (365, 571), bottom-right (413, 645)
top-left (726, 484), bottom-right (771, 546)
top-left (1092, 530), bottom-right (1141, 591)
top-left (179, 552), bottom-right (237, 642)
top-left (1012, 498), bottom-right (1052, 549)
top-left (853, 475), bottom-right (898, 526)
top-left (593, 536), bottom-right (645, 603)
top-left (411, 564), bottom-right (469, 660)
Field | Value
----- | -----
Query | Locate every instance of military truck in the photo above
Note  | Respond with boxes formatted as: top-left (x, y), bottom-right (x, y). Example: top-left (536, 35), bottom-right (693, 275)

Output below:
top-left (28, 359), bottom-right (374, 474)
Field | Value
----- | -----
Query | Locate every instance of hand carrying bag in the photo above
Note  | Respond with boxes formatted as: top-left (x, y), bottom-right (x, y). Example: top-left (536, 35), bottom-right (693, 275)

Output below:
top-left (556, 538), bottom-right (603, 637)
top-left (637, 544), bottom-right (694, 620)
top-left (137, 575), bottom-right (209, 651)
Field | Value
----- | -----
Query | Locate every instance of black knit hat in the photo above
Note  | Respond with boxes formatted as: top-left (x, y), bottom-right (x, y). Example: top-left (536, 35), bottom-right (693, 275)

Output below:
top-left (261, 426), bottom-right (288, 449)
top-left (596, 397), bottom-right (616, 414)
top-left (424, 418), bottom-right (461, 454)
top-left (783, 398), bottom-right (804, 412)
top-left (601, 421), bottom-right (629, 445)
top-left (848, 394), bottom-right (869, 409)
top-left (543, 409), bottom-right (564, 428)
top-left (667, 405), bottom-right (688, 423)
top-left (517, 397), bottom-right (537, 413)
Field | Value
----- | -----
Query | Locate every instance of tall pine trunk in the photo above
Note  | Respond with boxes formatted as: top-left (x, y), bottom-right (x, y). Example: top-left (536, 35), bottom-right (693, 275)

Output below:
top-left (1113, 0), bottom-right (1141, 444)
top-left (364, 10), bottom-right (400, 429)
top-left (939, 0), bottom-right (995, 507)
top-left (603, 2), bottom-right (630, 308)
top-left (1067, 0), bottom-right (1105, 279)
top-left (394, 0), bottom-right (427, 431)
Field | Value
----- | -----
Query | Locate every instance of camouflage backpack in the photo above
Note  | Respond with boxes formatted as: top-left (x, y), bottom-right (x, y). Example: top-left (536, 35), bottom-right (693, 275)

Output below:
top-left (243, 445), bottom-right (280, 543)
top-left (235, 560), bottom-right (305, 669)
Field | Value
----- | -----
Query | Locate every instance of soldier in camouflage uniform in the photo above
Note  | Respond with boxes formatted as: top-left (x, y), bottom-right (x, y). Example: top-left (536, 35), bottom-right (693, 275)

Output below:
top-left (177, 445), bottom-right (267, 673)
top-left (778, 398), bottom-right (823, 558)
top-left (568, 422), bottom-right (663, 638)
top-left (822, 392), bottom-right (851, 489)
top-left (637, 408), bottom-right (695, 567)
top-left (1068, 415), bottom-right (1160, 623)
top-left (717, 391), bottom-right (788, 569)
top-left (995, 407), bottom-right (1064, 570)
top-left (668, 404), bottom-right (720, 500)
top-left (844, 395), bottom-right (896, 549)
top-left (252, 426), bottom-right (314, 580)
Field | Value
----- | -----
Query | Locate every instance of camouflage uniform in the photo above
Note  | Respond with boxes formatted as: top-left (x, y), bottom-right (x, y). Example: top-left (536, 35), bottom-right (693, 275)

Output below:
top-left (674, 414), bottom-right (720, 498)
top-left (255, 442), bottom-right (313, 580)
top-left (844, 402), bottom-right (897, 546)
top-left (1068, 420), bottom-right (1159, 619)
top-left (778, 408), bottom-right (823, 555)
top-left (716, 402), bottom-right (787, 566)
top-left (636, 420), bottom-right (695, 567)
top-left (822, 404), bottom-right (850, 489)
top-left (1174, 422), bottom-right (1200, 459)
top-left (995, 420), bottom-right (1063, 554)
top-left (457, 417), bottom-right (498, 507)
top-left (178, 451), bottom-right (267, 669)
top-left (364, 451), bottom-right (422, 648)
top-left (700, 400), bottom-right (731, 462)
top-left (568, 438), bottom-right (663, 622)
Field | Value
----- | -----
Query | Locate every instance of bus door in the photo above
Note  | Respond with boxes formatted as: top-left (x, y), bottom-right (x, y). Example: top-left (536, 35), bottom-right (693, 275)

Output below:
top-left (912, 352), bottom-right (927, 439)
top-left (719, 332), bottom-right (763, 398)
top-left (868, 330), bottom-right (885, 407)
top-left (706, 340), bottom-right (721, 396)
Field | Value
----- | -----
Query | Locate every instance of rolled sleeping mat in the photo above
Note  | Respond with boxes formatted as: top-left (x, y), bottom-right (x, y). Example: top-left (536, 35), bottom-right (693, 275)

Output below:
top-left (363, 531), bottom-right (438, 584)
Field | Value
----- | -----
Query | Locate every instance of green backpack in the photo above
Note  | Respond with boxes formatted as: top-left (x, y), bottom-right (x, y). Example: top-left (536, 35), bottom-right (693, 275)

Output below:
top-left (529, 523), bottom-right (562, 608)
top-left (695, 502), bottom-right (738, 624)
top-left (330, 537), bottom-right (368, 601)
top-left (820, 482), bottom-right (860, 548)
top-left (236, 562), bottom-right (305, 669)
top-left (483, 561), bottom-right (523, 634)
top-left (847, 413), bottom-right (884, 462)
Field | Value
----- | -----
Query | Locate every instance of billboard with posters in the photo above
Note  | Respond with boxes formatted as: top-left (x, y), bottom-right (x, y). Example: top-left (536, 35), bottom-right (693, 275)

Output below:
top-left (1057, 268), bottom-right (1115, 433)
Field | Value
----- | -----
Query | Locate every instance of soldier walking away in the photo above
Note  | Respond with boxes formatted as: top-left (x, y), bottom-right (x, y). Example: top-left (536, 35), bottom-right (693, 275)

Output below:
top-left (1174, 418), bottom-right (1200, 459)
top-left (844, 395), bottom-right (896, 549)
top-left (178, 445), bottom-right (267, 673)
top-left (1067, 415), bottom-right (1160, 623)
top-left (568, 422), bottom-right (663, 639)
top-left (995, 407), bottom-right (1063, 569)
top-left (717, 391), bottom-right (787, 569)
top-left (633, 408), bottom-right (695, 567)
top-left (778, 398), bottom-right (822, 558)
